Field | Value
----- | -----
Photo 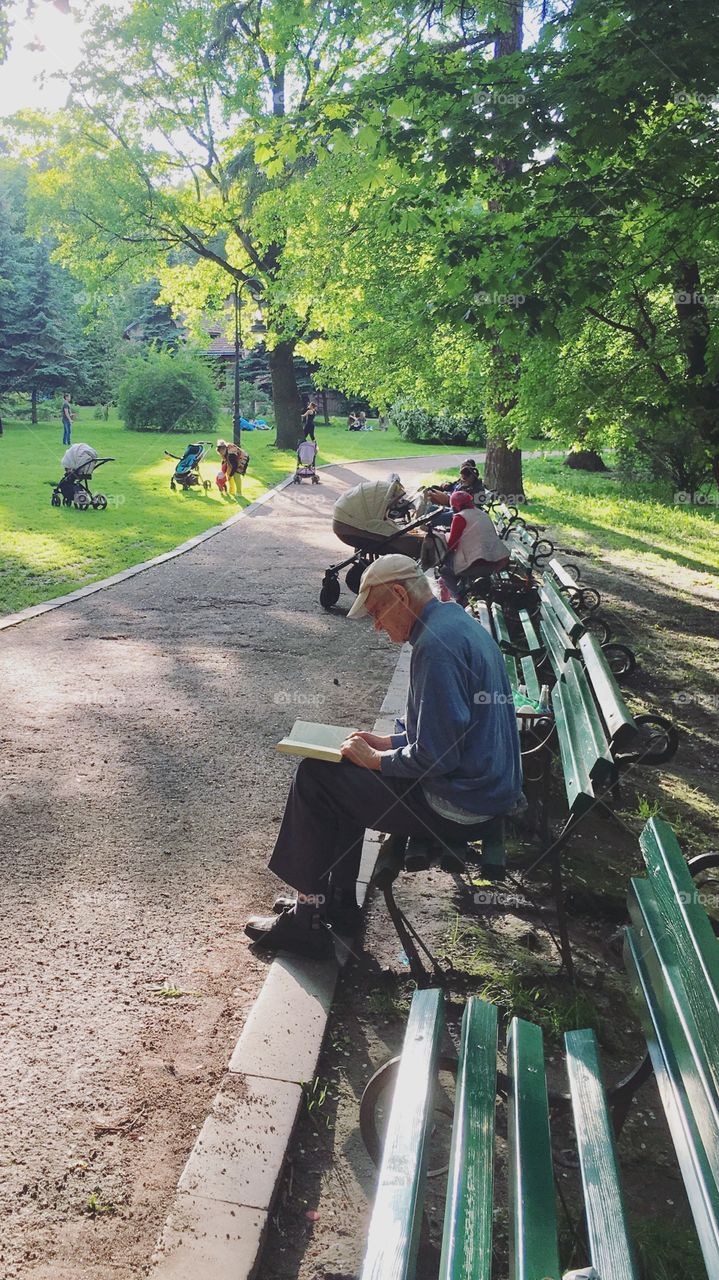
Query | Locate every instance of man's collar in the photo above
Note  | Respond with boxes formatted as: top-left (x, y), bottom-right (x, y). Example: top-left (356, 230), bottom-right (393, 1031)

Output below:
top-left (409, 596), bottom-right (440, 645)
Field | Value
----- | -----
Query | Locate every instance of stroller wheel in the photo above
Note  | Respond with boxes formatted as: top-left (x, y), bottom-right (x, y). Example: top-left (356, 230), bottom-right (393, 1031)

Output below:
top-left (320, 576), bottom-right (341, 610)
top-left (203, 480), bottom-right (211, 490)
top-left (92, 494), bottom-right (108, 510)
top-left (51, 492), bottom-right (61, 508)
top-left (312, 474), bottom-right (320, 484)
top-left (74, 491), bottom-right (90, 510)
top-left (345, 562), bottom-right (366, 595)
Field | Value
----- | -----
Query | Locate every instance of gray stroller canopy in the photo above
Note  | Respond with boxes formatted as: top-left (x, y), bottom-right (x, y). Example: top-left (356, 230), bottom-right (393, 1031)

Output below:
top-left (62, 443), bottom-right (99, 474)
top-left (333, 476), bottom-right (405, 537)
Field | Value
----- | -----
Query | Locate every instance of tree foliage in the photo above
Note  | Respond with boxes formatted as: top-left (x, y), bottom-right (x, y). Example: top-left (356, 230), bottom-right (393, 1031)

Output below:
top-left (117, 347), bottom-right (219, 433)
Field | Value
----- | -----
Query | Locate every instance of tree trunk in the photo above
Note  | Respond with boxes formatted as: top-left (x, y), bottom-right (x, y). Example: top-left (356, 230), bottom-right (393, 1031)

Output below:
top-left (321, 390), bottom-right (330, 425)
top-left (564, 449), bottom-right (608, 471)
top-left (31, 387), bottom-right (38, 424)
top-left (484, 1), bottom-right (525, 504)
top-left (484, 438), bottom-right (525, 502)
top-left (269, 341), bottom-right (302, 449)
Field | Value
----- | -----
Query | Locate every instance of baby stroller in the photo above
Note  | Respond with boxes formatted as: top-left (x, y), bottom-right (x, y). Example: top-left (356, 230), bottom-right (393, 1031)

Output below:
top-left (319, 475), bottom-right (445, 609)
top-left (165, 441), bottom-right (212, 491)
top-left (294, 439), bottom-right (319, 484)
top-left (51, 443), bottom-right (114, 510)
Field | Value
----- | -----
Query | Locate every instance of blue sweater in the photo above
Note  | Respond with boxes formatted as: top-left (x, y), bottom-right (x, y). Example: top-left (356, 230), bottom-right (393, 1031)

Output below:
top-left (380, 598), bottom-right (522, 816)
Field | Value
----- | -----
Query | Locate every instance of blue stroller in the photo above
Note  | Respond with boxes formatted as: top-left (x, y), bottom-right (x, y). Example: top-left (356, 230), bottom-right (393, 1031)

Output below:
top-left (165, 441), bottom-right (212, 491)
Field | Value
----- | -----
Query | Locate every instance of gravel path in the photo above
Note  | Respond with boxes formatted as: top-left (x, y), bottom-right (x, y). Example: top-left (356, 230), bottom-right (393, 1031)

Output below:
top-left (0, 454), bottom-right (464, 1280)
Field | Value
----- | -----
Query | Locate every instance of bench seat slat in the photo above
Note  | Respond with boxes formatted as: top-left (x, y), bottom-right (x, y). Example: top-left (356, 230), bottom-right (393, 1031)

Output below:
top-left (551, 682), bottom-right (595, 815)
top-left (518, 608), bottom-right (542, 653)
top-left (577, 631), bottom-right (637, 750)
top-left (439, 999), bottom-right (497, 1280)
top-left (520, 655), bottom-right (540, 702)
top-left (490, 602), bottom-right (513, 651)
top-left (507, 1018), bottom-right (561, 1280)
top-left (503, 651), bottom-right (519, 691)
top-left (475, 599), bottom-right (493, 637)
top-left (562, 658), bottom-right (615, 787)
top-left (360, 989), bottom-right (445, 1280)
top-left (565, 1029), bottom-right (639, 1280)
top-left (624, 928), bottom-right (719, 1277)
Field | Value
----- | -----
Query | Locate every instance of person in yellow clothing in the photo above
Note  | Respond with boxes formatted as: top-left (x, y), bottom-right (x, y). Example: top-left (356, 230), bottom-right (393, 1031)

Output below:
top-left (217, 439), bottom-right (243, 498)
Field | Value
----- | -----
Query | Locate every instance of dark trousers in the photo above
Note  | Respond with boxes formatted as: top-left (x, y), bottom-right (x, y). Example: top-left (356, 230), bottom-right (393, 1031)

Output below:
top-left (268, 758), bottom-right (490, 898)
top-left (302, 425), bottom-right (315, 441)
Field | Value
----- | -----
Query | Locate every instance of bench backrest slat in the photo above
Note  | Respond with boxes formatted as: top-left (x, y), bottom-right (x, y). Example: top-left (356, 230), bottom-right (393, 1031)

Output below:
top-left (439, 999), bottom-right (497, 1280)
top-left (565, 1029), bottom-right (639, 1280)
top-left (541, 580), bottom-right (585, 642)
top-left (547, 558), bottom-right (578, 592)
top-left (577, 631), bottom-right (637, 750)
top-left (503, 651), bottom-right (519, 691)
top-left (562, 659), bottom-right (615, 787)
top-left (540, 610), bottom-right (578, 677)
top-left (628, 879), bottom-right (719, 1177)
top-left (507, 1018), bottom-right (561, 1280)
top-left (551, 681), bottom-right (596, 815)
top-left (476, 599), bottom-right (493, 637)
top-left (624, 927), bottom-right (719, 1276)
top-left (360, 989), bottom-right (445, 1280)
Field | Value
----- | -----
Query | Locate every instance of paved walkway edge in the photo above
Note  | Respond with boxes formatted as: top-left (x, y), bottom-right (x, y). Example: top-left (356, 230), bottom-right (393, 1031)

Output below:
top-left (0, 446), bottom-right (476, 634)
top-left (147, 644), bottom-right (411, 1280)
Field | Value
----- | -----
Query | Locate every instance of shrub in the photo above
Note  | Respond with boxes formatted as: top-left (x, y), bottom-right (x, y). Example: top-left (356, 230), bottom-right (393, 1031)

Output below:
top-left (389, 398), bottom-right (486, 446)
top-left (118, 348), bottom-right (219, 432)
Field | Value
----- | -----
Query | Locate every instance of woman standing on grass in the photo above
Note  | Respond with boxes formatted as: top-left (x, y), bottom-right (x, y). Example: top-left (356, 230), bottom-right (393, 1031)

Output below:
top-left (301, 401), bottom-right (317, 441)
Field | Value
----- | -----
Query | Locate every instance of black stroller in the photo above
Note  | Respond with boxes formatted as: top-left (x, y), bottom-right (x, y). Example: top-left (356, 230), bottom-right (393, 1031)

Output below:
top-left (320, 476), bottom-right (445, 609)
top-left (51, 444), bottom-right (114, 510)
top-left (165, 441), bottom-right (212, 491)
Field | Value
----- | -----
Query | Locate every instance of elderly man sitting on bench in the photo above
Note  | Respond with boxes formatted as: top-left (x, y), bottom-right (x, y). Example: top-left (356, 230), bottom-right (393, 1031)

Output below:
top-left (245, 556), bottom-right (523, 959)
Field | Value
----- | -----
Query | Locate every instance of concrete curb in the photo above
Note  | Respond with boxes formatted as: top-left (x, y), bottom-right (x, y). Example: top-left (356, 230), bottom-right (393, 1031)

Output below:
top-left (147, 645), bottom-right (411, 1280)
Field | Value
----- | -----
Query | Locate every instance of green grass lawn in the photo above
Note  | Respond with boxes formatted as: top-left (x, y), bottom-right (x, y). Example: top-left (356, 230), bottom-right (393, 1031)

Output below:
top-left (0, 409), bottom-right (470, 615)
top-left (427, 458), bottom-right (719, 577)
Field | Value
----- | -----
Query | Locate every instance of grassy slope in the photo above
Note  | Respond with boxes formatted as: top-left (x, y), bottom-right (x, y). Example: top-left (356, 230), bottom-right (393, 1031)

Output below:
top-left (0, 410), bottom-right (467, 615)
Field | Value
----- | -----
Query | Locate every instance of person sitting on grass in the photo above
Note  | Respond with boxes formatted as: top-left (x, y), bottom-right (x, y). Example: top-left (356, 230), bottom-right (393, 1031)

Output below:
top-left (245, 555), bottom-right (522, 959)
top-left (437, 490), bottom-right (510, 602)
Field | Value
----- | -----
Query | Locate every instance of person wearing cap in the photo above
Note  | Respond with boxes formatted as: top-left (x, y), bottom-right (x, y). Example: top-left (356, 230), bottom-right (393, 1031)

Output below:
top-left (245, 555), bottom-right (522, 959)
top-left (437, 490), bottom-right (510, 601)
top-left (426, 458), bottom-right (486, 510)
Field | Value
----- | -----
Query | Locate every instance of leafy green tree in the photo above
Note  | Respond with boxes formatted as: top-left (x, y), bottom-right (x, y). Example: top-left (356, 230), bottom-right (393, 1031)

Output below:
top-left (26, 0), bottom-right (412, 447)
top-left (118, 346), bottom-right (219, 433)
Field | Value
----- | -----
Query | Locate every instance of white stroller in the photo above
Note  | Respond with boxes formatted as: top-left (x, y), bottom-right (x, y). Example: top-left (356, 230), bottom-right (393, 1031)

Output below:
top-left (294, 440), bottom-right (320, 484)
top-left (51, 443), bottom-right (115, 510)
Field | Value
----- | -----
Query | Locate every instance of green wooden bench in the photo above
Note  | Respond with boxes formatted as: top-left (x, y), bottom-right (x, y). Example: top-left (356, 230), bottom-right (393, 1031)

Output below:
top-left (358, 818), bottom-right (719, 1280)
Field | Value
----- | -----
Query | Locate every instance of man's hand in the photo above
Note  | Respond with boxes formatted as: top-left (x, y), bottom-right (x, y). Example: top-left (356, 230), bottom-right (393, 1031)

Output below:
top-left (425, 488), bottom-right (450, 507)
top-left (351, 731), bottom-right (394, 751)
top-left (340, 734), bottom-right (383, 770)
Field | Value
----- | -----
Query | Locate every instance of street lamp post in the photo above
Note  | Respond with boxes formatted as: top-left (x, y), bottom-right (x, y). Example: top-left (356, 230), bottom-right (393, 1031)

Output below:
top-left (232, 276), bottom-right (266, 461)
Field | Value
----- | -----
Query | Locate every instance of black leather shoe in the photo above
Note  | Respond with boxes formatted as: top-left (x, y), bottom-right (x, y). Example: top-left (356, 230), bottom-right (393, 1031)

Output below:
top-left (245, 909), bottom-right (334, 959)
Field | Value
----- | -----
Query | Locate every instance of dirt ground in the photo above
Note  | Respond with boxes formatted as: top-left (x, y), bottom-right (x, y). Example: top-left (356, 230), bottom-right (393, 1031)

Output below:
top-left (257, 515), bottom-right (719, 1280)
top-left (0, 453), bottom-right (465, 1280)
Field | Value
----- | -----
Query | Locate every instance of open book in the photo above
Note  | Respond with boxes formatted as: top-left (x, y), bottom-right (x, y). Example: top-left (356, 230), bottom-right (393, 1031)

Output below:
top-left (277, 720), bottom-right (356, 764)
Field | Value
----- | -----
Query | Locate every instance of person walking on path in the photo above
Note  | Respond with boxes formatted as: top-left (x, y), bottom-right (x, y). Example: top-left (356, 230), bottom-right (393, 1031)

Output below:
top-left (61, 394), bottom-right (73, 446)
top-left (301, 401), bottom-right (317, 441)
top-left (245, 555), bottom-right (522, 958)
